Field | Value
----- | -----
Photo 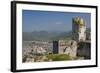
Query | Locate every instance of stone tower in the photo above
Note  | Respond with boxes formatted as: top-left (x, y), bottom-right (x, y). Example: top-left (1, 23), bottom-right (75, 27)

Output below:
top-left (72, 17), bottom-right (86, 42)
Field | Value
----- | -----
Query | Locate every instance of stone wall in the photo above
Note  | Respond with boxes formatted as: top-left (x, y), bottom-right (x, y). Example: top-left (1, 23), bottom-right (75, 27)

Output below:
top-left (77, 41), bottom-right (91, 59)
top-left (53, 40), bottom-right (78, 58)
top-left (72, 17), bottom-right (86, 42)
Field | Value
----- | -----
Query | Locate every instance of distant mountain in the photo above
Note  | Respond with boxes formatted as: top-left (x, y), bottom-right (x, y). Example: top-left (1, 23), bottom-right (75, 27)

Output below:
top-left (23, 28), bottom-right (90, 41)
top-left (51, 31), bottom-right (72, 40)
top-left (23, 31), bottom-right (72, 41)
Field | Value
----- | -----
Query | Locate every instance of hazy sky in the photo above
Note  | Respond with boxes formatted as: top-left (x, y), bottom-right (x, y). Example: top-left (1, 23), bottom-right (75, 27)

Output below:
top-left (22, 10), bottom-right (91, 32)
